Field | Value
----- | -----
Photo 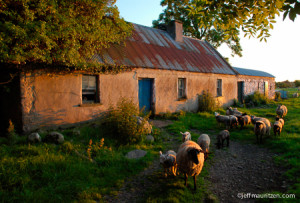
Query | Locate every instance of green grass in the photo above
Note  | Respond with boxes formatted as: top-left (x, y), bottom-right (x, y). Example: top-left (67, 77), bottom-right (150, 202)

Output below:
top-left (0, 123), bottom-right (169, 202)
top-left (1, 88), bottom-right (299, 202)
top-left (161, 88), bottom-right (300, 201)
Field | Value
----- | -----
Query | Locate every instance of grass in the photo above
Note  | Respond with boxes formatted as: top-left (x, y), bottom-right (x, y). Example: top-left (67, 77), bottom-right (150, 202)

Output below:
top-left (0, 122), bottom-right (169, 202)
top-left (0, 88), bottom-right (299, 202)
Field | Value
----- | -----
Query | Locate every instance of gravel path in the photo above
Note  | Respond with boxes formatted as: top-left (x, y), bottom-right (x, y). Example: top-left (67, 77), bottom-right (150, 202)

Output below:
top-left (104, 122), bottom-right (288, 203)
top-left (206, 134), bottom-right (288, 203)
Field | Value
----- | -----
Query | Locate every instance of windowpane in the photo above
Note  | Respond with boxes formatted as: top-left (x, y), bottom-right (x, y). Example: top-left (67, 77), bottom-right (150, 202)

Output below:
top-left (217, 79), bottom-right (222, 96)
top-left (82, 75), bottom-right (98, 103)
top-left (178, 78), bottom-right (186, 99)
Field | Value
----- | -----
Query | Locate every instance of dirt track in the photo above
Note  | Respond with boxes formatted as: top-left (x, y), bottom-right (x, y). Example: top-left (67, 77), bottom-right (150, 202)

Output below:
top-left (105, 120), bottom-right (288, 202)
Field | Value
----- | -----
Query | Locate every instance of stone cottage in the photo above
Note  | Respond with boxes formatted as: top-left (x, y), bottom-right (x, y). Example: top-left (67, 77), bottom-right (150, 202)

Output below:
top-left (0, 21), bottom-right (275, 133)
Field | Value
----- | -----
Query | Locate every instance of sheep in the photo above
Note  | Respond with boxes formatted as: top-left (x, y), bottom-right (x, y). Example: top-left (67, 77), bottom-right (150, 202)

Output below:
top-left (273, 117), bottom-right (284, 136)
top-left (227, 107), bottom-right (243, 116)
top-left (276, 104), bottom-right (288, 118)
top-left (43, 131), bottom-right (64, 144)
top-left (229, 115), bottom-right (239, 129)
top-left (216, 130), bottom-right (230, 149)
top-left (254, 121), bottom-right (267, 144)
top-left (197, 134), bottom-right (211, 160)
top-left (28, 132), bottom-right (41, 143)
top-left (176, 140), bottom-right (205, 190)
top-left (159, 150), bottom-right (177, 177)
top-left (237, 114), bottom-right (251, 129)
top-left (181, 131), bottom-right (191, 142)
top-left (292, 93), bottom-right (299, 98)
top-left (250, 115), bottom-right (271, 135)
top-left (214, 112), bottom-right (230, 129)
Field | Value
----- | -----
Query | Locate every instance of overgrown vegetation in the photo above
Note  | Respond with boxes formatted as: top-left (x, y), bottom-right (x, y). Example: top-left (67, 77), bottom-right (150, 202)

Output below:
top-left (105, 98), bottom-right (151, 145)
top-left (276, 80), bottom-right (300, 88)
top-left (244, 90), bottom-right (271, 107)
top-left (198, 90), bottom-right (219, 112)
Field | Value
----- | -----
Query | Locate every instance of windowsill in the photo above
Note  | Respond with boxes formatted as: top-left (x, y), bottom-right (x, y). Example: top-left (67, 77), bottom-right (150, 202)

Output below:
top-left (177, 97), bottom-right (187, 101)
top-left (79, 103), bottom-right (103, 107)
top-left (216, 95), bottom-right (223, 98)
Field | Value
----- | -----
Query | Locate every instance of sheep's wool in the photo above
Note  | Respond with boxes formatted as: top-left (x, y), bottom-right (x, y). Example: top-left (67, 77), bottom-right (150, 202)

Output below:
top-left (176, 141), bottom-right (204, 177)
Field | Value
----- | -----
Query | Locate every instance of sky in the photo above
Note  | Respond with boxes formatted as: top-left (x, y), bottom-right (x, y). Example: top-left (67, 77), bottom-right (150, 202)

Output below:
top-left (115, 0), bottom-right (300, 82)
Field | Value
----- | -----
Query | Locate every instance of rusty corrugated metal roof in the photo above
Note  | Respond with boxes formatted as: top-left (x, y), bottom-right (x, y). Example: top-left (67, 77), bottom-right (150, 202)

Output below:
top-left (95, 23), bottom-right (236, 75)
top-left (234, 67), bottom-right (275, 78)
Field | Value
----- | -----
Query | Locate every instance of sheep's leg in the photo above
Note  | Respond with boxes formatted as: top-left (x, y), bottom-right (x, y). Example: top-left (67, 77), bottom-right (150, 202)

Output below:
top-left (260, 134), bottom-right (262, 144)
top-left (193, 175), bottom-right (197, 190)
top-left (184, 173), bottom-right (188, 187)
top-left (226, 137), bottom-right (230, 147)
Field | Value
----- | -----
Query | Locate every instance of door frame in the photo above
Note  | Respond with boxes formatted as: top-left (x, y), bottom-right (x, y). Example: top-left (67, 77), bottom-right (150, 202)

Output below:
top-left (138, 78), bottom-right (155, 114)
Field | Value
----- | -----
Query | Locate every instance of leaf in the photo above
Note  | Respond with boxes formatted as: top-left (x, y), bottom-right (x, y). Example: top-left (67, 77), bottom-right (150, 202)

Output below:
top-left (289, 8), bottom-right (297, 21)
top-left (295, 2), bottom-right (300, 15)
top-left (283, 10), bottom-right (289, 20)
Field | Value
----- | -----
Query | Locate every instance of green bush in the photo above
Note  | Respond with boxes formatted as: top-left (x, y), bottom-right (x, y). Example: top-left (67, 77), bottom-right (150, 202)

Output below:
top-left (244, 91), bottom-right (270, 106)
top-left (198, 90), bottom-right (219, 112)
top-left (105, 98), bottom-right (150, 145)
top-left (275, 91), bottom-right (281, 101)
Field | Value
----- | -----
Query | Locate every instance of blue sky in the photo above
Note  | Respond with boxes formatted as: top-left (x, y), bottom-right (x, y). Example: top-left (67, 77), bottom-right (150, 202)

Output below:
top-left (116, 0), bottom-right (300, 82)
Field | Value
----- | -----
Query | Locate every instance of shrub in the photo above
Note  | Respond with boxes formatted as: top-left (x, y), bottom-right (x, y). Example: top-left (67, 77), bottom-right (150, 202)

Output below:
top-left (198, 90), bottom-right (219, 112)
top-left (275, 91), bottom-right (281, 101)
top-left (156, 110), bottom-right (186, 120)
top-left (105, 98), bottom-right (150, 145)
top-left (244, 91), bottom-right (270, 107)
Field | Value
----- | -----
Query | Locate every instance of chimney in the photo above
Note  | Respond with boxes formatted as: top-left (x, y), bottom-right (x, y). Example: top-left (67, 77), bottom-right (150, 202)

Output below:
top-left (167, 20), bottom-right (183, 43)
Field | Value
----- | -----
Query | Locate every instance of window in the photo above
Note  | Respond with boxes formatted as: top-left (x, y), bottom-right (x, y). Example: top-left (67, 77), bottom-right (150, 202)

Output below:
top-left (217, 79), bottom-right (222, 97)
top-left (178, 78), bottom-right (186, 99)
top-left (82, 75), bottom-right (99, 103)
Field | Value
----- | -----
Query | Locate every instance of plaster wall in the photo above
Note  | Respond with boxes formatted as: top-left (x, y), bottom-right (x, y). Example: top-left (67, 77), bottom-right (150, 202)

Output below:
top-left (20, 69), bottom-right (238, 132)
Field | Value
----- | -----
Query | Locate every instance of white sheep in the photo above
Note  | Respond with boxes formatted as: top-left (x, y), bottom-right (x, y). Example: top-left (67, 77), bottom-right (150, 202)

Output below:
top-left (197, 134), bottom-right (211, 160)
top-left (216, 130), bottom-right (230, 149)
top-left (250, 115), bottom-right (271, 135)
top-left (176, 140), bottom-right (205, 190)
top-left (28, 132), bottom-right (41, 143)
top-left (237, 114), bottom-right (251, 129)
top-left (292, 93), bottom-right (299, 98)
top-left (254, 120), bottom-right (267, 144)
top-left (273, 117), bottom-right (284, 136)
top-left (229, 115), bottom-right (239, 129)
top-left (214, 112), bottom-right (230, 129)
top-left (180, 131), bottom-right (191, 142)
top-left (159, 150), bottom-right (177, 177)
top-left (44, 131), bottom-right (64, 144)
top-left (227, 107), bottom-right (243, 116)
top-left (276, 104), bottom-right (288, 118)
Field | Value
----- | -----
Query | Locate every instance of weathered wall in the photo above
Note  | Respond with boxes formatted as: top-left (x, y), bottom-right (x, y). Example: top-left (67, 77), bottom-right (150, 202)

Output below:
top-left (20, 69), bottom-right (238, 132)
top-left (237, 75), bottom-right (275, 99)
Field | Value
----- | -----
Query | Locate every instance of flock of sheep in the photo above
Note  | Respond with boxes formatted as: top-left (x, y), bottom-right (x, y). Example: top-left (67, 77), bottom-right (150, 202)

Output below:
top-left (159, 104), bottom-right (288, 191)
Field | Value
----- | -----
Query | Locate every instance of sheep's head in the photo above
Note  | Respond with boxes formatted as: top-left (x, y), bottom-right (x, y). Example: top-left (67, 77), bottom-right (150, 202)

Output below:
top-left (187, 148), bottom-right (203, 164)
top-left (159, 151), bottom-right (166, 164)
top-left (214, 112), bottom-right (220, 117)
top-left (237, 116), bottom-right (243, 124)
top-left (180, 132), bottom-right (191, 142)
top-left (275, 116), bottom-right (280, 121)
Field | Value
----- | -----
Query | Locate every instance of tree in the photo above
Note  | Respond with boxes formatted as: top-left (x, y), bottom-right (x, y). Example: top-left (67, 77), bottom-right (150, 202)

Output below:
top-left (282, 0), bottom-right (300, 21)
top-left (0, 0), bottom-right (132, 70)
top-left (153, 0), bottom-right (285, 57)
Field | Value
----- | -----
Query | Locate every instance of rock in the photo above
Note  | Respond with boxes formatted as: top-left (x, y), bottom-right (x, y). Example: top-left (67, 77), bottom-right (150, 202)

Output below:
top-left (146, 135), bottom-right (154, 143)
top-left (126, 149), bottom-right (147, 159)
top-left (134, 116), bottom-right (152, 134)
top-left (28, 132), bottom-right (41, 143)
top-left (72, 129), bottom-right (80, 136)
top-left (44, 131), bottom-right (64, 144)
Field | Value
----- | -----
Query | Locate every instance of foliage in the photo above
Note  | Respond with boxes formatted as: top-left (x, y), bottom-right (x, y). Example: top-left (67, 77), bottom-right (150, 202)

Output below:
top-left (153, 0), bottom-right (284, 57)
top-left (155, 110), bottom-right (186, 120)
top-left (276, 80), bottom-right (295, 88)
top-left (294, 80), bottom-right (300, 87)
top-left (282, 0), bottom-right (300, 21)
top-left (6, 120), bottom-right (17, 144)
top-left (105, 98), bottom-right (151, 145)
top-left (86, 138), bottom-right (111, 160)
top-left (244, 91), bottom-right (270, 107)
top-left (275, 91), bottom-right (281, 101)
top-left (198, 90), bottom-right (219, 112)
top-left (0, 0), bottom-right (133, 71)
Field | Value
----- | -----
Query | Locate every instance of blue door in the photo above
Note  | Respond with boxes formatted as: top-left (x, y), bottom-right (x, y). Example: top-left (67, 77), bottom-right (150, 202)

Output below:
top-left (138, 79), bottom-right (153, 112)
